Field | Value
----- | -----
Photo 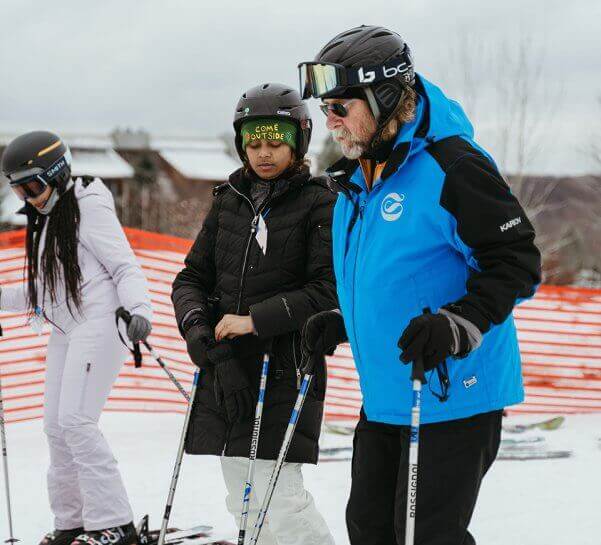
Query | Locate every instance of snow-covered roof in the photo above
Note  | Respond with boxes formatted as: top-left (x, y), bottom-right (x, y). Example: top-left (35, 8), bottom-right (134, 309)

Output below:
top-left (0, 147), bottom-right (133, 225)
top-left (159, 145), bottom-right (240, 180)
top-left (1, 131), bottom-right (242, 181)
top-left (71, 149), bottom-right (134, 179)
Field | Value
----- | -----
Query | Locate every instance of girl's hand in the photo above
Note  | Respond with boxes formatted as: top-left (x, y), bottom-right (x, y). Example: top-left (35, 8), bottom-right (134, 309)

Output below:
top-left (215, 314), bottom-right (255, 341)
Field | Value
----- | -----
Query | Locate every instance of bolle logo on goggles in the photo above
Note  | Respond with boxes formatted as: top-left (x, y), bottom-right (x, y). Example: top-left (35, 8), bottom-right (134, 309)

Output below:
top-left (358, 67), bottom-right (376, 83)
top-left (358, 61), bottom-right (411, 84)
top-left (44, 157), bottom-right (67, 179)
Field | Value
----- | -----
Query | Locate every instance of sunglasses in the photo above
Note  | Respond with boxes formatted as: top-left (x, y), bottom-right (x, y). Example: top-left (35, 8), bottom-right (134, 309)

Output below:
top-left (319, 99), bottom-right (358, 118)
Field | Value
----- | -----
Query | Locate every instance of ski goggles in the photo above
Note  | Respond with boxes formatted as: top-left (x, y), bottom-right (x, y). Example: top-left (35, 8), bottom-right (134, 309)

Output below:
top-left (7, 151), bottom-right (71, 201)
top-left (298, 54), bottom-right (414, 99)
top-left (319, 99), bottom-right (358, 118)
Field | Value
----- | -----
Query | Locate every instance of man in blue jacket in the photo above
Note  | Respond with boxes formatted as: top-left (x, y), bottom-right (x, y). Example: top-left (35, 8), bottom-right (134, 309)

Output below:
top-left (299, 26), bottom-right (541, 545)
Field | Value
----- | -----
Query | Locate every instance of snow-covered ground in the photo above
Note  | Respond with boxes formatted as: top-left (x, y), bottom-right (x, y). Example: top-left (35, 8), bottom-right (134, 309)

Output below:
top-left (2, 412), bottom-right (600, 544)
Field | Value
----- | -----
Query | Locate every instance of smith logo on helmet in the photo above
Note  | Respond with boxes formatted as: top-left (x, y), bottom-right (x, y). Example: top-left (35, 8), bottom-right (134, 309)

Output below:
top-left (358, 61), bottom-right (411, 85)
top-left (45, 157), bottom-right (67, 178)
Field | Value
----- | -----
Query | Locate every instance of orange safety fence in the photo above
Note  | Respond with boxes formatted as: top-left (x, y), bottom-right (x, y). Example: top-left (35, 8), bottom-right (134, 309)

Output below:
top-left (1, 228), bottom-right (600, 425)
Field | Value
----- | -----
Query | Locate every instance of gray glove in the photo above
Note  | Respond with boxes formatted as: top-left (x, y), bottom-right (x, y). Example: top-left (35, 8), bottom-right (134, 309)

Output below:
top-left (127, 314), bottom-right (152, 343)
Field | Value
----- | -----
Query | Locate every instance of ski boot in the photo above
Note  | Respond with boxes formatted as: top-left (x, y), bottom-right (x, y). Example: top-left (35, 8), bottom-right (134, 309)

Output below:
top-left (70, 522), bottom-right (137, 544)
top-left (38, 528), bottom-right (84, 545)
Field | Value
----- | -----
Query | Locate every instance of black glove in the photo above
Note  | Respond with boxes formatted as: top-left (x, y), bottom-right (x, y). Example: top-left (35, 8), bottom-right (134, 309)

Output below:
top-left (184, 321), bottom-right (214, 368)
top-left (207, 342), bottom-right (256, 423)
top-left (301, 310), bottom-right (347, 370)
top-left (398, 312), bottom-right (468, 372)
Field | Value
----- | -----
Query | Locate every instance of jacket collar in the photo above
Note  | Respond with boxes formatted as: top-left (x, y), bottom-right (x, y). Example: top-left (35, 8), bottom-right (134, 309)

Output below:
top-left (325, 156), bottom-right (363, 197)
top-left (227, 166), bottom-right (312, 202)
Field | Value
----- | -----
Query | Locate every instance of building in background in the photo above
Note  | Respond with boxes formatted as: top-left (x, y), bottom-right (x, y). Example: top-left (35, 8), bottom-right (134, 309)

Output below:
top-left (0, 129), bottom-right (240, 238)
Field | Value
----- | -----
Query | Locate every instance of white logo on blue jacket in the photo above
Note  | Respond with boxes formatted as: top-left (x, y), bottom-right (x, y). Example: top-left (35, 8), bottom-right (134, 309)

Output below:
top-left (381, 192), bottom-right (405, 221)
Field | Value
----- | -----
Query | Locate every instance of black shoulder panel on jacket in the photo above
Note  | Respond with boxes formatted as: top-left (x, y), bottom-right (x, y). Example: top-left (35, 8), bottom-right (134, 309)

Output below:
top-left (307, 175), bottom-right (336, 193)
top-left (426, 136), bottom-right (541, 334)
top-left (426, 135), bottom-right (483, 175)
top-left (213, 183), bottom-right (230, 196)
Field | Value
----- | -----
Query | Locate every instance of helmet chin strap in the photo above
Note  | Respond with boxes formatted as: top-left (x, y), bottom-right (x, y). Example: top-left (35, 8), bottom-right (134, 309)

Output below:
top-left (37, 178), bottom-right (74, 215)
top-left (363, 87), bottom-right (381, 122)
top-left (362, 86), bottom-right (408, 157)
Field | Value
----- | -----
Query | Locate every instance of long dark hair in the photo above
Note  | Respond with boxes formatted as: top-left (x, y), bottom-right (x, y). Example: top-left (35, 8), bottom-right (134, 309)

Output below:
top-left (25, 185), bottom-right (83, 316)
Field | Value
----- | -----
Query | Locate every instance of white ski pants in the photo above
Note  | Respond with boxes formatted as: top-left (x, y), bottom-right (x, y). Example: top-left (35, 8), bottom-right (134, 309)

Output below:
top-left (220, 456), bottom-right (335, 545)
top-left (43, 315), bottom-right (133, 531)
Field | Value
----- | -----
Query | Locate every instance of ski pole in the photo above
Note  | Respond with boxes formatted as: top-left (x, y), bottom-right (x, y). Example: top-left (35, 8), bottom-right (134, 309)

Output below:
top-left (249, 358), bottom-right (315, 545)
top-left (116, 307), bottom-right (190, 402)
top-left (238, 353), bottom-right (270, 545)
top-left (157, 369), bottom-right (200, 545)
top-left (0, 370), bottom-right (19, 543)
top-left (405, 355), bottom-right (425, 545)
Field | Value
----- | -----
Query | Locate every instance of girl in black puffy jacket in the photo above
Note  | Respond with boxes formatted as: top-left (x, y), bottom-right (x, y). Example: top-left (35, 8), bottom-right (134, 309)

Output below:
top-left (171, 83), bottom-right (337, 545)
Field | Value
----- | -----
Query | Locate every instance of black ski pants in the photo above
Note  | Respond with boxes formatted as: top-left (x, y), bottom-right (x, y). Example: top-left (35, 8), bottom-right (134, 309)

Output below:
top-left (346, 408), bottom-right (502, 545)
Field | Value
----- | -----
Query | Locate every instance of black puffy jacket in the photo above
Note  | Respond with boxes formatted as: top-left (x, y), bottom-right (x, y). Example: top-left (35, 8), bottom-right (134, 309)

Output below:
top-left (171, 166), bottom-right (337, 463)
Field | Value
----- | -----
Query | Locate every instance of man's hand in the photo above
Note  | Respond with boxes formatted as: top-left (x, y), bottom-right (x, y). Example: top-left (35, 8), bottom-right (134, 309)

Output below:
top-left (398, 312), bottom-right (468, 372)
top-left (301, 310), bottom-right (347, 374)
top-left (215, 314), bottom-right (255, 341)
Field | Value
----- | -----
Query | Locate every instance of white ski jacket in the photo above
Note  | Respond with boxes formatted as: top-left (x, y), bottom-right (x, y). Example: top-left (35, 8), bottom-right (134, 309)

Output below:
top-left (0, 177), bottom-right (152, 334)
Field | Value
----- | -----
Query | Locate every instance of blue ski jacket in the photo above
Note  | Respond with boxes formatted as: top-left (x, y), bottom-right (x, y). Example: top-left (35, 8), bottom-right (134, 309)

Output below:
top-left (329, 75), bottom-right (541, 425)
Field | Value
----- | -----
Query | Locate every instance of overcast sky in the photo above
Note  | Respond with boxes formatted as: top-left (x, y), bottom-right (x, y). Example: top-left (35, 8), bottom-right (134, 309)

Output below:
top-left (1, 0), bottom-right (599, 175)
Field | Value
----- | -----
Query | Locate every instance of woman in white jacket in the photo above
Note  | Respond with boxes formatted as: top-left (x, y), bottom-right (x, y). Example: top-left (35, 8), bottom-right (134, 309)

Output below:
top-left (0, 131), bottom-right (152, 545)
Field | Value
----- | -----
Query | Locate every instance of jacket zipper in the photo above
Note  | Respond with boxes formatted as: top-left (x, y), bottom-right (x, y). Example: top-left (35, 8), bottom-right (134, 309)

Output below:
top-left (227, 182), bottom-right (270, 314)
top-left (292, 331), bottom-right (301, 390)
top-left (221, 183), bottom-right (270, 455)
top-left (350, 200), bottom-right (367, 400)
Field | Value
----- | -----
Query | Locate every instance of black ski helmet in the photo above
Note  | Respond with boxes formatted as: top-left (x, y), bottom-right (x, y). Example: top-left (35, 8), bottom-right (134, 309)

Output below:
top-left (1, 130), bottom-right (72, 195)
top-left (233, 83), bottom-right (312, 162)
top-left (299, 25), bottom-right (415, 127)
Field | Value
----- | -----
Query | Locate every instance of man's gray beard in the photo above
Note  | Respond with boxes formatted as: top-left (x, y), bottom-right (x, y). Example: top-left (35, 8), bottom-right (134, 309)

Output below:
top-left (332, 128), bottom-right (368, 160)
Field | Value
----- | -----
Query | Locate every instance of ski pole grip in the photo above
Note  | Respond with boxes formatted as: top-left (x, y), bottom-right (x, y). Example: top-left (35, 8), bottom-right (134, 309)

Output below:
top-left (115, 307), bottom-right (142, 368)
top-left (410, 306), bottom-right (431, 384)
top-left (301, 353), bottom-right (317, 376)
top-left (411, 357), bottom-right (426, 384)
top-left (116, 306), bottom-right (132, 325)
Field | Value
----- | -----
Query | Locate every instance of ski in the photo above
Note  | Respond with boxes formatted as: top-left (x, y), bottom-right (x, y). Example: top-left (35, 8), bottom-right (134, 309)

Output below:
top-left (328, 417), bottom-right (566, 434)
top-left (320, 446), bottom-right (352, 455)
top-left (497, 449), bottom-right (572, 461)
top-left (324, 422), bottom-right (355, 436)
top-left (326, 418), bottom-right (564, 435)
top-left (318, 437), bottom-right (545, 457)
top-left (136, 516), bottom-right (215, 545)
top-left (500, 436), bottom-right (545, 446)
top-left (165, 536), bottom-right (233, 545)
top-left (321, 448), bottom-right (572, 463)
top-left (320, 456), bottom-right (351, 463)
top-left (162, 526), bottom-right (214, 544)
top-left (502, 416), bottom-right (565, 434)
top-left (499, 437), bottom-right (546, 450)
